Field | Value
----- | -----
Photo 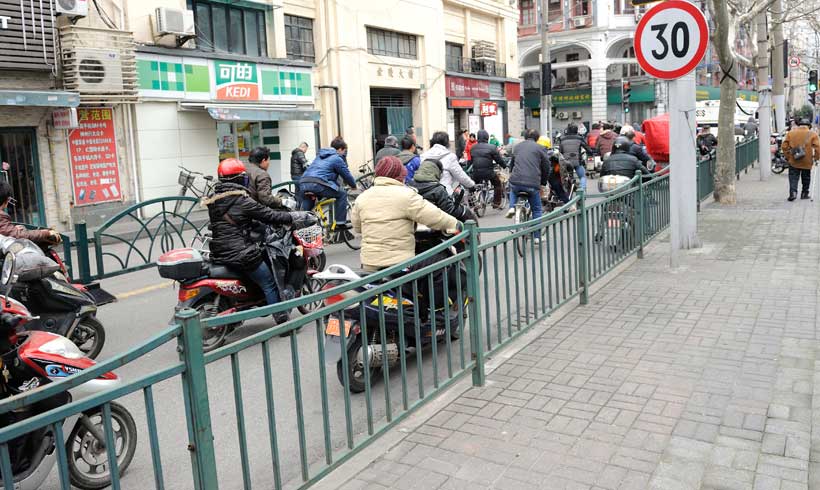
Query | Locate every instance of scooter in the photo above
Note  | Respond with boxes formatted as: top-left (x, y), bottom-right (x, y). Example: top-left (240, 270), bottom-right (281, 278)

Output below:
top-left (771, 133), bottom-right (788, 174)
top-left (159, 223), bottom-right (325, 352)
top-left (319, 229), bottom-right (468, 393)
top-left (0, 250), bottom-right (137, 490)
top-left (0, 238), bottom-right (107, 359)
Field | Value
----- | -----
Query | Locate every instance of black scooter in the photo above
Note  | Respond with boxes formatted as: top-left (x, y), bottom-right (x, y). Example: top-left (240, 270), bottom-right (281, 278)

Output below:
top-left (0, 238), bottom-right (107, 359)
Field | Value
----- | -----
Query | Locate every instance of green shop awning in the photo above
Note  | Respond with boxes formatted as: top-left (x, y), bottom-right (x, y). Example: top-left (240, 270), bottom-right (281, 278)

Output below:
top-left (204, 105), bottom-right (320, 122)
top-left (696, 86), bottom-right (758, 102)
top-left (0, 90), bottom-right (79, 107)
top-left (607, 83), bottom-right (656, 104)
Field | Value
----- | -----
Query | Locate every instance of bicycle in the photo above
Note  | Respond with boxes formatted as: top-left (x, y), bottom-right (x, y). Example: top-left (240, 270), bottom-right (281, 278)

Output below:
top-left (303, 192), bottom-right (361, 250)
top-left (512, 190), bottom-right (534, 258)
top-left (356, 161), bottom-right (375, 192)
top-left (174, 165), bottom-right (215, 214)
top-left (469, 167), bottom-right (509, 217)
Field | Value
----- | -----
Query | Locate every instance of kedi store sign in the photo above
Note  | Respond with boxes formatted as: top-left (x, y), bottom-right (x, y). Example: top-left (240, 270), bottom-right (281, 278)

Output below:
top-left (214, 61), bottom-right (259, 100)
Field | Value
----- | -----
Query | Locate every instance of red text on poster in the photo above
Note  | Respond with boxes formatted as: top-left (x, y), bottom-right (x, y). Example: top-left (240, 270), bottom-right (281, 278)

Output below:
top-left (68, 108), bottom-right (122, 206)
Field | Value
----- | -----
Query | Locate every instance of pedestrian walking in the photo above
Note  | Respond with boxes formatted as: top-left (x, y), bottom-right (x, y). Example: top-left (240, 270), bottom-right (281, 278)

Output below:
top-left (464, 133), bottom-right (477, 162)
top-left (782, 118), bottom-right (820, 201)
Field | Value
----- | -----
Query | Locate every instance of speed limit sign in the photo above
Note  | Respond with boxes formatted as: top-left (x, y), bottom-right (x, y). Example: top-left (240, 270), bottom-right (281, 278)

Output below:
top-left (634, 0), bottom-right (709, 80)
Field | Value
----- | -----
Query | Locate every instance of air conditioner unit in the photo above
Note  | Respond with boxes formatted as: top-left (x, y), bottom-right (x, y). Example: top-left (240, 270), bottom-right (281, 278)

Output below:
top-left (72, 48), bottom-right (124, 93)
top-left (572, 17), bottom-right (586, 28)
top-left (155, 7), bottom-right (196, 37)
top-left (572, 111), bottom-right (583, 119)
top-left (56, 0), bottom-right (88, 17)
top-left (557, 111), bottom-right (570, 120)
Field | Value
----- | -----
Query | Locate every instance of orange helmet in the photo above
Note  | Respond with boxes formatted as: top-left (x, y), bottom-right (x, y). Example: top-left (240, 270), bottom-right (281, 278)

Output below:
top-left (217, 158), bottom-right (246, 178)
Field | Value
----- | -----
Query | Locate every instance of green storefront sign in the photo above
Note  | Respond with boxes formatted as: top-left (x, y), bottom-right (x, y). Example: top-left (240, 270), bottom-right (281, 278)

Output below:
top-left (696, 85), bottom-right (758, 102)
top-left (607, 83), bottom-right (655, 104)
top-left (552, 89), bottom-right (592, 107)
top-left (525, 83), bottom-right (657, 109)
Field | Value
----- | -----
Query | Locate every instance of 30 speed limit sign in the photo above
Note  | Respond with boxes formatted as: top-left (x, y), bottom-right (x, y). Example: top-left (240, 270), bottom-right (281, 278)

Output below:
top-left (634, 0), bottom-right (709, 80)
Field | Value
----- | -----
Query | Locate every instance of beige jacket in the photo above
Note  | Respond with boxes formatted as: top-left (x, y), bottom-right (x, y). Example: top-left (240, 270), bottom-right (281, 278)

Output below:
top-left (351, 177), bottom-right (459, 269)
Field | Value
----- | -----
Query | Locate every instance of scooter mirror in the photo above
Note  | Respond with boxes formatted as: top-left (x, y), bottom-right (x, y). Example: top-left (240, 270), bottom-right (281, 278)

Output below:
top-left (1, 252), bottom-right (15, 286)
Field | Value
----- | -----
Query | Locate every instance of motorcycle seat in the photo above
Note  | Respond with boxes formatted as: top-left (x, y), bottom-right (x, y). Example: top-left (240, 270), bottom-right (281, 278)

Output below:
top-left (207, 264), bottom-right (244, 279)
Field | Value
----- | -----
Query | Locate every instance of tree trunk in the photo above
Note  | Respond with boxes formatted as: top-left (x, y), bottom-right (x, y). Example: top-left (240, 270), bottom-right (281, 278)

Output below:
top-left (710, 0), bottom-right (737, 204)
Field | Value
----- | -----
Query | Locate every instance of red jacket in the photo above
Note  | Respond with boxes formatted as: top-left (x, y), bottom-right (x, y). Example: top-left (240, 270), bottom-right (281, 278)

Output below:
top-left (633, 131), bottom-right (645, 145)
top-left (587, 129), bottom-right (601, 149)
top-left (464, 140), bottom-right (477, 161)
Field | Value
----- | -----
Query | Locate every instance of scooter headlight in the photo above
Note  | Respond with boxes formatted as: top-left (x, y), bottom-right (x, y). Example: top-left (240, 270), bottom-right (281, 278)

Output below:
top-left (38, 337), bottom-right (86, 359)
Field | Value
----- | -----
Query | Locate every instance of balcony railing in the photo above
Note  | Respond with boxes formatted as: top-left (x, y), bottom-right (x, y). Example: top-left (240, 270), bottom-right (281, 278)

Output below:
top-left (446, 56), bottom-right (507, 78)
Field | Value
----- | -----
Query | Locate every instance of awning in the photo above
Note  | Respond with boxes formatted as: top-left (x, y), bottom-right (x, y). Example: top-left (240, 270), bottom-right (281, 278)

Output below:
top-left (0, 90), bottom-right (80, 108)
top-left (205, 105), bottom-right (319, 121)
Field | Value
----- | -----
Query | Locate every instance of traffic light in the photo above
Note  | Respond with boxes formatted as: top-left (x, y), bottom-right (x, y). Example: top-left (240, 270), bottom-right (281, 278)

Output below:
top-left (809, 69), bottom-right (818, 93)
top-left (811, 92), bottom-right (817, 105)
top-left (622, 80), bottom-right (632, 114)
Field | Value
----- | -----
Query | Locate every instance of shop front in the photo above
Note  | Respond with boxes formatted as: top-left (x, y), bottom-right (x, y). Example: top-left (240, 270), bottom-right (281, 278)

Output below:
top-left (135, 50), bottom-right (317, 201)
top-left (446, 76), bottom-right (518, 144)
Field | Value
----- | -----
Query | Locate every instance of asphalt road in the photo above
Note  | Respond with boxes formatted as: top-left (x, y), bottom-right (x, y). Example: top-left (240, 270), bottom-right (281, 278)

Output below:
top-left (41, 180), bottom-right (639, 489)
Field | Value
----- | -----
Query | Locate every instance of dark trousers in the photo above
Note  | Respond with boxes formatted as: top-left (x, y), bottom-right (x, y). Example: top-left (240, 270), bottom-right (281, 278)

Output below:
top-left (477, 174), bottom-right (503, 206)
top-left (789, 167), bottom-right (811, 194)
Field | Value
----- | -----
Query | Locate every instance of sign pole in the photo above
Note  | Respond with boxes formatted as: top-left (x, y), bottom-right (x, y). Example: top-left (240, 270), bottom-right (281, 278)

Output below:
top-left (668, 71), bottom-right (701, 266)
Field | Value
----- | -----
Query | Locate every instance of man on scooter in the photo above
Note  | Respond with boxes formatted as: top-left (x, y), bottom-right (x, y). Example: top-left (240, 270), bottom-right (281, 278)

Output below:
top-left (203, 158), bottom-right (317, 324)
top-left (0, 182), bottom-right (62, 246)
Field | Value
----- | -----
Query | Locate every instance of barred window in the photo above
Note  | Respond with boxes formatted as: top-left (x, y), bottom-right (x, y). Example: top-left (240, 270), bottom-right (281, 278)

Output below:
top-left (285, 15), bottom-right (315, 63)
top-left (366, 27), bottom-right (418, 60)
top-left (192, 0), bottom-right (267, 57)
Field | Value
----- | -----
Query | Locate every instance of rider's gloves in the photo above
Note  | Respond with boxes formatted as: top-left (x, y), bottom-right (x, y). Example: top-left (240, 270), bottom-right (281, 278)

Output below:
top-left (48, 230), bottom-right (62, 244)
top-left (290, 211), bottom-right (319, 229)
top-left (444, 222), bottom-right (464, 236)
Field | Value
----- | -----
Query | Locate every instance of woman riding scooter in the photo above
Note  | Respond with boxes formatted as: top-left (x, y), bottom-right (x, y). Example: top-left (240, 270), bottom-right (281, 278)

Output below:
top-left (202, 158), bottom-right (317, 325)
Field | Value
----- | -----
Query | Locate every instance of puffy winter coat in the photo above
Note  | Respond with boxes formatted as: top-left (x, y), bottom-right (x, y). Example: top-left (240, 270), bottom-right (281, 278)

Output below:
top-left (600, 152), bottom-right (650, 178)
top-left (203, 182), bottom-right (293, 271)
top-left (397, 150), bottom-right (421, 183)
top-left (559, 133), bottom-right (591, 166)
top-left (419, 144), bottom-right (474, 194)
top-left (596, 131), bottom-right (617, 157)
top-left (409, 160), bottom-right (471, 221)
top-left (470, 130), bottom-right (506, 182)
top-left (301, 148), bottom-right (356, 191)
top-left (351, 177), bottom-right (458, 269)
top-left (509, 139), bottom-right (551, 188)
top-left (290, 148), bottom-right (308, 178)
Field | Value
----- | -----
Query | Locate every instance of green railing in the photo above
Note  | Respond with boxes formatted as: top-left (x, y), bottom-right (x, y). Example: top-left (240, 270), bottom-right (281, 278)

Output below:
top-left (735, 137), bottom-right (759, 176)
top-left (695, 138), bottom-right (759, 207)
top-left (0, 169), bottom-right (677, 490)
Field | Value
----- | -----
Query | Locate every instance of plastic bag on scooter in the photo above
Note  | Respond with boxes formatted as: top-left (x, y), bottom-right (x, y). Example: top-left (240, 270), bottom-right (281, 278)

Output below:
top-left (1, 239), bottom-right (59, 281)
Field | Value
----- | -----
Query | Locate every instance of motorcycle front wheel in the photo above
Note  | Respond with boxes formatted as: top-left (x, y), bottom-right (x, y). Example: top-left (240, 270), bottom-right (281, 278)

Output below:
top-left (67, 402), bottom-right (138, 490)
top-left (70, 316), bottom-right (106, 360)
top-left (771, 160), bottom-right (787, 174)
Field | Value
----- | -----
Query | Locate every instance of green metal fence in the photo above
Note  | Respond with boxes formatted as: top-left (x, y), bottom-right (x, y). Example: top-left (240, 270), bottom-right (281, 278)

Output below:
top-left (0, 168), bottom-right (679, 490)
top-left (695, 138), bottom-right (759, 207)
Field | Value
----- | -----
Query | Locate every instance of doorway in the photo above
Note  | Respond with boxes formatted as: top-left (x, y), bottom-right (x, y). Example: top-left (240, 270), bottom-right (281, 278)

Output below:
top-left (370, 88), bottom-right (412, 157)
top-left (0, 128), bottom-right (45, 226)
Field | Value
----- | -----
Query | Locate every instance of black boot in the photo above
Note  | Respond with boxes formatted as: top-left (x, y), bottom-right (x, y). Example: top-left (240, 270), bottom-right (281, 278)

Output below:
top-left (801, 191), bottom-right (810, 200)
top-left (788, 192), bottom-right (797, 201)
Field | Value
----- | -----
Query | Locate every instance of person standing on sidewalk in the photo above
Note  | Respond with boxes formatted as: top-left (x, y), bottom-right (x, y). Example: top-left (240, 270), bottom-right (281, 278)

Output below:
top-left (782, 118), bottom-right (820, 201)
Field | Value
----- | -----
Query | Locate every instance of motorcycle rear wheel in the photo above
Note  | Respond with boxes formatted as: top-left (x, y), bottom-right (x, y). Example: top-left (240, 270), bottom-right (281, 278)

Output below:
top-left (298, 277), bottom-right (325, 315)
top-left (337, 335), bottom-right (378, 394)
top-left (193, 294), bottom-right (236, 352)
top-left (67, 402), bottom-right (137, 490)
top-left (70, 317), bottom-right (106, 360)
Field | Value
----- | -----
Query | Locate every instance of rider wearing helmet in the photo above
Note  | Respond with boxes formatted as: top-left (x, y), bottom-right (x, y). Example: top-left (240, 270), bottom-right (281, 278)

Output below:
top-left (203, 158), bottom-right (317, 322)
top-left (600, 137), bottom-right (651, 178)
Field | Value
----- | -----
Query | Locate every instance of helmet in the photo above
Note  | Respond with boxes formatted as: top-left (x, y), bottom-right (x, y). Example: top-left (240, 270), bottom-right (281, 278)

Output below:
top-left (537, 136), bottom-right (552, 149)
top-left (218, 158), bottom-right (246, 178)
top-left (613, 136), bottom-right (632, 153)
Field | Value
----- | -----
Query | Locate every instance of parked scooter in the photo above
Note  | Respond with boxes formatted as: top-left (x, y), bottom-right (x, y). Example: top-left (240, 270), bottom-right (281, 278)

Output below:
top-left (158, 223), bottom-right (325, 352)
top-left (0, 250), bottom-right (137, 490)
top-left (0, 238), bottom-right (108, 359)
top-left (319, 230), bottom-right (468, 392)
top-left (771, 132), bottom-right (788, 174)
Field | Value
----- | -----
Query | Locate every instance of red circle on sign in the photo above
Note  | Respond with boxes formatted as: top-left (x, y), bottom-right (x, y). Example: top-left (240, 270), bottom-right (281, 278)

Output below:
top-left (634, 0), bottom-right (709, 80)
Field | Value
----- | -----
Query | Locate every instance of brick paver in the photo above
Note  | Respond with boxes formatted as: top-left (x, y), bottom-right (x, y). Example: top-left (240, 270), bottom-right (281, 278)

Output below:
top-left (335, 173), bottom-right (820, 490)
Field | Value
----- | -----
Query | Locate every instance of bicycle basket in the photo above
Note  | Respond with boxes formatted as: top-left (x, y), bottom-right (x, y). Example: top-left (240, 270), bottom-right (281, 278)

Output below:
top-left (293, 225), bottom-right (324, 256)
top-left (178, 170), bottom-right (196, 187)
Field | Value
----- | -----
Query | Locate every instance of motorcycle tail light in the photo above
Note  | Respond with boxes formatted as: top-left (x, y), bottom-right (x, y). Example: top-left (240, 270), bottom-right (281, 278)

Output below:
top-left (179, 287), bottom-right (200, 302)
top-left (322, 283), bottom-right (357, 306)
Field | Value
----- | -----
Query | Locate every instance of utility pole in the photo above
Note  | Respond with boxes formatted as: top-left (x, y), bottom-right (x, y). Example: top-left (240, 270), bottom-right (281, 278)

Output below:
top-left (539, 0), bottom-right (552, 137)
top-left (756, 11), bottom-right (772, 180)
top-left (771, 0), bottom-right (786, 132)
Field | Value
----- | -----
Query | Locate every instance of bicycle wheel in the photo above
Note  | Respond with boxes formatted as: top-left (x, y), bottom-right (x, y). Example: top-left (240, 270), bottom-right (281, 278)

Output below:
top-left (475, 189), bottom-right (487, 218)
top-left (173, 186), bottom-right (188, 215)
top-left (341, 228), bottom-right (361, 250)
top-left (513, 205), bottom-right (530, 258)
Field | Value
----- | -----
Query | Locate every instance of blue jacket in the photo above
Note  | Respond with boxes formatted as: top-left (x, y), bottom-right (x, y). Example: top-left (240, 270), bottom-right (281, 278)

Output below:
top-left (302, 148), bottom-right (356, 191)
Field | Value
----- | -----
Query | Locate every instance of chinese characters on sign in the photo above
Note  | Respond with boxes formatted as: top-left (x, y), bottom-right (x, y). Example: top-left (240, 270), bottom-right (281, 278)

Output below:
top-left (214, 60), bottom-right (259, 100)
top-left (446, 76), bottom-right (490, 99)
top-left (480, 102), bottom-right (498, 117)
top-left (68, 108), bottom-right (122, 206)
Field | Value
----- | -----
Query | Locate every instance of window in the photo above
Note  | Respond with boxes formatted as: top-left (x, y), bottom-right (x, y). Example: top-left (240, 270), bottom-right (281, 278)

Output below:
top-left (285, 15), bottom-right (315, 63)
top-left (566, 53), bottom-right (580, 83)
top-left (621, 47), bottom-right (644, 77)
top-left (519, 0), bottom-right (536, 25)
top-left (192, 0), bottom-right (267, 57)
top-left (366, 27), bottom-right (417, 59)
top-left (614, 0), bottom-right (634, 14)
top-left (445, 42), bottom-right (462, 72)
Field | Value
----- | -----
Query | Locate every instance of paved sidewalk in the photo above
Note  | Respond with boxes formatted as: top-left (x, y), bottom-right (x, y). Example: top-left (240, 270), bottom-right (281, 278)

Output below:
top-left (332, 173), bottom-right (820, 490)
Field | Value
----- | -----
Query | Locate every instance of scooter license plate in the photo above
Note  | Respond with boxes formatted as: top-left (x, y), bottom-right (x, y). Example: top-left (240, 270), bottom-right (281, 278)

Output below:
top-left (325, 318), bottom-right (352, 337)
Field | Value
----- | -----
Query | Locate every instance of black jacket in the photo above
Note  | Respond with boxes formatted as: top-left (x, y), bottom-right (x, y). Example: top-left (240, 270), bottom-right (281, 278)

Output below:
top-left (409, 181), bottom-right (470, 221)
top-left (469, 142), bottom-right (506, 181)
top-left (559, 133), bottom-right (590, 165)
top-left (290, 148), bottom-right (308, 178)
top-left (509, 139), bottom-right (551, 188)
top-left (204, 182), bottom-right (293, 271)
top-left (628, 143), bottom-right (654, 167)
top-left (455, 134), bottom-right (467, 159)
top-left (600, 152), bottom-right (650, 178)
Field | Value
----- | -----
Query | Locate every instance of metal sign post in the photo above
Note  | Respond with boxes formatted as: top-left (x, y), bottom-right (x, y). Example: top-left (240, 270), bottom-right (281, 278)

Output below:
top-left (634, 0), bottom-right (709, 265)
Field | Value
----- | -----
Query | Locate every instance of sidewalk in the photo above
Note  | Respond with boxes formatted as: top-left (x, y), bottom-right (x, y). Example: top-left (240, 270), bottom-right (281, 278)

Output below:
top-left (329, 173), bottom-right (820, 490)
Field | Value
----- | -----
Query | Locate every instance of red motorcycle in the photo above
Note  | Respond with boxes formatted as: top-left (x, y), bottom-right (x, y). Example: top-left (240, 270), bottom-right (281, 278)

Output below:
top-left (158, 224), bottom-right (325, 351)
top-left (0, 251), bottom-right (137, 490)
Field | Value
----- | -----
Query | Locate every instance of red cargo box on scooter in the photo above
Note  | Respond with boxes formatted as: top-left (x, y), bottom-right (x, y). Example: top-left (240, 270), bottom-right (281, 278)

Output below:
top-left (643, 114), bottom-right (669, 170)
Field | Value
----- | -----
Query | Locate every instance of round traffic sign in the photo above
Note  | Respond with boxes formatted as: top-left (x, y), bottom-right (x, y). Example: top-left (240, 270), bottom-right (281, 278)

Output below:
top-left (789, 56), bottom-right (800, 68)
top-left (634, 0), bottom-right (709, 80)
